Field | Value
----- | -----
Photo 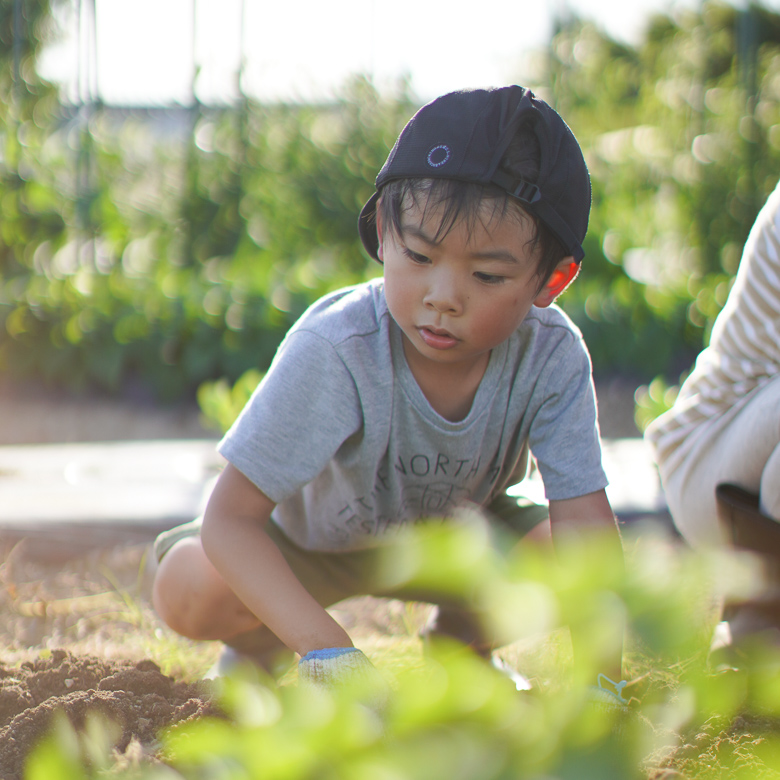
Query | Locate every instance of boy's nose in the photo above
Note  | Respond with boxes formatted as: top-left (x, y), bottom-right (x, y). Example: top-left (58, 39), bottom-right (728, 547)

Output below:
top-left (423, 271), bottom-right (462, 315)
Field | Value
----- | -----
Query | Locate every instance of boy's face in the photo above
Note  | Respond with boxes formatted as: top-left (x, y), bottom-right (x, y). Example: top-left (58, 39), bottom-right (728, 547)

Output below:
top-left (379, 195), bottom-right (576, 380)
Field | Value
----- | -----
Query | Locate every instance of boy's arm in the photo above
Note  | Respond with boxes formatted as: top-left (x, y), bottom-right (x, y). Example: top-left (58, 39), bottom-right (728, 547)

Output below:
top-left (548, 489), bottom-right (618, 538)
top-left (200, 463), bottom-right (353, 657)
top-left (548, 490), bottom-right (624, 682)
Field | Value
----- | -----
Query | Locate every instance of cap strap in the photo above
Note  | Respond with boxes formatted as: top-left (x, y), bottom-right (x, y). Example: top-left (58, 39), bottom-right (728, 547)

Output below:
top-left (490, 171), bottom-right (541, 204)
top-left (490, 171), bottom-right (584, 263)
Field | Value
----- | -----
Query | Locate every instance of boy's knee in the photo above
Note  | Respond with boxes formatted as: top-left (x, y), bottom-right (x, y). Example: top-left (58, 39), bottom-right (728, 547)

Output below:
top-left (152, 537), bottom-right (256, 641)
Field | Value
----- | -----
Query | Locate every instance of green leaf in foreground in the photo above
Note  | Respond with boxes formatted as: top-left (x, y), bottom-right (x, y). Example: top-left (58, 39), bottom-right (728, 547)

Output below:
top-left (24, 522), bottom-right (780, 779)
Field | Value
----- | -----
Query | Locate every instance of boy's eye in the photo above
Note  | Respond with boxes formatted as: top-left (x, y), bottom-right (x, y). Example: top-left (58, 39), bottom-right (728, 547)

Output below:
top-left (474, 272), bottom-right (506, 285)
top-left (403, 248), bottom-right (430, 264)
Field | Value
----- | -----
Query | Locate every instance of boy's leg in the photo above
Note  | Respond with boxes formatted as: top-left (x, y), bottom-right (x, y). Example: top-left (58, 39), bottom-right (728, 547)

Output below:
top-left (152, 519), bottom-right (292, 674)
top-left (413, 493), bottom-right (550, 654)
top-left (152, 517), bottom-right (405, 676)
top-left (152, 496), bottom-right (548, 676)
top-left (154, 518), bottom-right (299, 675)
top-left (152, 518), bottom-right (261, 641)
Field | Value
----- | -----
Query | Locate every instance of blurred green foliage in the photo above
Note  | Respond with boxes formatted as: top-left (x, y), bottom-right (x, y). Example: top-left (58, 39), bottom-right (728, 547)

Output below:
top-left (1, 61), bottom-right (414, 398)
top-left (3, 1), bottom-right (780, 404)
top-left (634, 376), bottom-right (681, 433)
top-left (549, 2), bottom-right (780, 382)
top-left (197, 367), bottom-right (263, 433)
top-left (23, 522), bottom-right (780, 779)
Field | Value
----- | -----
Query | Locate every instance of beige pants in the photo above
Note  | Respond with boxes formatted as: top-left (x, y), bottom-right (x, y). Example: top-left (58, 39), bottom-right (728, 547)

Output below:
top-left (662, 375), bottom-right (780, 548)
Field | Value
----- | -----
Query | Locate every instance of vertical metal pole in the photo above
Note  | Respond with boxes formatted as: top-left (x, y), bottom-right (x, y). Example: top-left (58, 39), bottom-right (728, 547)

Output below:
top-left (368, 0), bottom-right (375, 85)
top-left (237, 0), bottom-right (246, 100)
top-left (9, 0), bottom-right (24, 268)
top-left (236, 0), bottom-right (248, 199)
top-left (192, 0), bottom-right (198, 106)
top-left (180, 0), bottom-right (200, 266)
top-left (75, 0), bottom-right (84, 243)
top-left (87, 0), bottom-right (98, 266)
top-left (88, 0), bottom-right (98, 102)
top-left (75, 0), bottom-right (98, 267)
top-left (737, 5), bottom-right (759, 221)
top-left (75, 0), bottom-right (81, 104)
top-left (12, 0), bottom-right (22, 100)
top-left (11, 0), bottom-right (23, 173)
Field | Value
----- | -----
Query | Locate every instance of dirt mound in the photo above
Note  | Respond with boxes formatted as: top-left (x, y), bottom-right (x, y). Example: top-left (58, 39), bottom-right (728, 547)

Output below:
top-left (0, 649), bottom-right (220, 779)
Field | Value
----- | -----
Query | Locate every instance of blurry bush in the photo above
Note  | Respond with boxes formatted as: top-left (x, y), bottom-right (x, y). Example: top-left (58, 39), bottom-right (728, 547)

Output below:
top-left (1, 67), bottom-right (414, 399)
top-left (197, 367), bottom-right (263, 433)
top-left (545, 2), bottom-right (780, 424)
top-left (2, 1), bottom-right (780, 407)
top-left (633, 376), bottom-right (681, 433)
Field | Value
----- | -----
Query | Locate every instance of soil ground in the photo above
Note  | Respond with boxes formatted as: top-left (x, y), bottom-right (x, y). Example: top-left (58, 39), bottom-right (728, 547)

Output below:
top-left (0, 538), bottom-right (436, 777)
top-left (0, 539), bottom-right (224, 778)
top-left (0, 649), bottom-right (221, 779)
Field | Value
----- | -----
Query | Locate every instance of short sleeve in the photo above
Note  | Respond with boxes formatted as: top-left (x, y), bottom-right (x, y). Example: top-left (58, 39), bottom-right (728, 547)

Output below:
top-left (218, 330), bottom-right (363, 503)
top-left (528, 335), bottom-right (607, 500)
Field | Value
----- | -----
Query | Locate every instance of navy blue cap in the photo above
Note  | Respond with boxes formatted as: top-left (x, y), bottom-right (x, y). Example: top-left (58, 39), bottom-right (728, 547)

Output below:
top-left (358, 86), bottom-right (591, 263)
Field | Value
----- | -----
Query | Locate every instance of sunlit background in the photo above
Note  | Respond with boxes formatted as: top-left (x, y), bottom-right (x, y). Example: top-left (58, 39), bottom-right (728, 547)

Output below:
top-left (3, 0), bottom-right (780, 427)
top-left (38, 0), bottom-right (707, 105)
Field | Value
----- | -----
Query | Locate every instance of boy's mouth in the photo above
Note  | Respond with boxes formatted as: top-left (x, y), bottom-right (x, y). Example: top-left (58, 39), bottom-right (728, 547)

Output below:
top-left (418, 326), bottom-right (459, 350)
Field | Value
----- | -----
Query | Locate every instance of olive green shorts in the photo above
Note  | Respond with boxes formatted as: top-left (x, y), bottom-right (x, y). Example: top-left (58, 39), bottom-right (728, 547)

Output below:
top-left (153, 491), bottom-right (547, 608)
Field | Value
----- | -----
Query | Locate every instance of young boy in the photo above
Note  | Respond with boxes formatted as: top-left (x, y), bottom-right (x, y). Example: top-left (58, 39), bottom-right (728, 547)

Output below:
top-left (152, 86), bottom-right (623, 690)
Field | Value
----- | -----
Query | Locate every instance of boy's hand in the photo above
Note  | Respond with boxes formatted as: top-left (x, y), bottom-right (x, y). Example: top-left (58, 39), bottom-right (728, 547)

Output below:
top-left (298, 647), bottom-right (390, 712)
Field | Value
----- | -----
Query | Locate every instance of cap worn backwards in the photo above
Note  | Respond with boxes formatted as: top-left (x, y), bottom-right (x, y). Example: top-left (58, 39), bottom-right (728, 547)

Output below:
top-left (358, 86), bottom-right (591, 264)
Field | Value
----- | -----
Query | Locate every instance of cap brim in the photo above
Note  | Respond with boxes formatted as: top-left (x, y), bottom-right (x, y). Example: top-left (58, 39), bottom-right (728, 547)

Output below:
top-left (358, 191), bottom-right (381, 262)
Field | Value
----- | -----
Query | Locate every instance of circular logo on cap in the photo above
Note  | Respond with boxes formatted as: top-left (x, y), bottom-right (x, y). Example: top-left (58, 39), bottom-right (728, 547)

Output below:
top-left (427, 145), bottom-right (451, 168)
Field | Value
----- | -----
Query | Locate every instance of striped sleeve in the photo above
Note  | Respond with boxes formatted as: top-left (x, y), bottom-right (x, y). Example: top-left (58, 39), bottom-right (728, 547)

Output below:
top-left (646, 181), bottom-right (780, 475)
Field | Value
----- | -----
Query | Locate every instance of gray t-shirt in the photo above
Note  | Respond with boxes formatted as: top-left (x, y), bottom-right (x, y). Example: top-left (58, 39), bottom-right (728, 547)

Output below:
top-left (219, 279), bottom-right (607, 551)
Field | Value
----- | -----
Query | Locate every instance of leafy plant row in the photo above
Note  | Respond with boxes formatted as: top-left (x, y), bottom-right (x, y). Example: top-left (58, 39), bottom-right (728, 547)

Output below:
top-left (4, 2), bottom-right (780, 407)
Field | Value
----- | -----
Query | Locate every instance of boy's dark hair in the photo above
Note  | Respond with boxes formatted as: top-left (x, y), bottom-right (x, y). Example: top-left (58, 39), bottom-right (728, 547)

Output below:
top-left (376, 121), bottom-right (567, 287)
top-left (358, 86), bottom-right (591, 285)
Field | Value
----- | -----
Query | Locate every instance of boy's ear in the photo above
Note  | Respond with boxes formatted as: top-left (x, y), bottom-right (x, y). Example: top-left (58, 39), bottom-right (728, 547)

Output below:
top-left (534, 259), bottom-right (579, 308)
